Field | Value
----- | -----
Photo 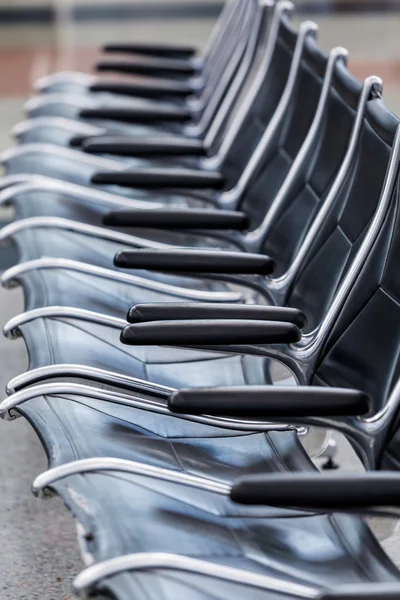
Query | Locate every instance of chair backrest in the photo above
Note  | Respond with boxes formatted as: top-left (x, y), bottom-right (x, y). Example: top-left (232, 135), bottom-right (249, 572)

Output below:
top-left (202, 0), bottom-right (273, 142)
top-left (236, 29), bottom-right (333, 227)
top-left (283, 96), bottom-right (397, 343)
top-left (309, 108), bottom-right (400, 421)
top-left (198, 0), bottom-right (260, 128)
top-left (254, 56), bottom-right (363, 284)
top-left (203, 0), bottom-right (251, 86)
top-left (203, 0), bottom-right (247, 71)
top-left (209, 2), bottom-right (295, 185)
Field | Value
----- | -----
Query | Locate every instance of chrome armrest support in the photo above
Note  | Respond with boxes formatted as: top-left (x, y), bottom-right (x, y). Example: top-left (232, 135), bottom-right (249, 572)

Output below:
top-left (32, 457), bottom-right (230, 498)
top-left (73, 552), bottom-right (317, 599)
top-left (6, 365), bottom-right (173, 397)
top-left (0, 383), bottom-right (292, 432)
top-left (4, 307), bottom-right (125, 339)
top-left (1, 258), bottom-right (243, 302)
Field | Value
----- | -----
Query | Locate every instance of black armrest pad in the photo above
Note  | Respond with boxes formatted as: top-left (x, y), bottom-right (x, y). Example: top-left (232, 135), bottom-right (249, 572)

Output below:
top-left (103, 42), bottom-right (197, 59)
top-left (127, 303), bottom-right (307, 328)
top-left (114, 249), bottom-right (274, 274)
top-left (93, 169), bottom-right (224, 189)
top-left (168, 386), bottom-right (369, 417)
top-left (231, 473), bottom-right (400, 510)
top-left (84, 136), bottom-right (206, 157)
top-left (121, 319), bottom-right (301, 346)
top-left (96, 57), bottom-right (197, 77)
top-left (103, 208), bottom-right (247, 229)
top-left (80, 105), bottom-right (191, 124)
top-left (89, 79), bottom-right (194, 99)
top-left (319, 583), bottom-right (400, 599)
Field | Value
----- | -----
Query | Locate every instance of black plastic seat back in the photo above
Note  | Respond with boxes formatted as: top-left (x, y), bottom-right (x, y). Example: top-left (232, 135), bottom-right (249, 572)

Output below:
top-left (258, 59), bottom-right (362, 276)
top-left (214, 13), bottom-right (297, 186)
top-left (285, 99), bottom-right (397, 337)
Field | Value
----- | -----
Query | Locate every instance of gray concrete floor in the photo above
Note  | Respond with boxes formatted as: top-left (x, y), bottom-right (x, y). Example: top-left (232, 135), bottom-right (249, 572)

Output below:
top-left (0, 287), bottom-right (82, 599)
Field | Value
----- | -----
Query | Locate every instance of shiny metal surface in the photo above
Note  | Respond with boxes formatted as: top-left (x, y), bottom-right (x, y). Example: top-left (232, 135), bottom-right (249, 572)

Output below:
top-left (0, 216), bottom-right (170, 248)
top-left (205, 1), bottom-right (294, 168)
top-left (263, 75), bottom-right (383, 292)
top-left (220, 19), bottom-right (319, 207)
top-left (12, 116), bottom-right (101, 139)
top-left (5, 364), bottom-right (173, 396)
top-left (72, 552), bottom-right (318, 599)
top-left (3, 306), bottom-right (126, 339)
top-left (199, 0), bottom-right (273, 142)
top-left (0, 176), bottom-right (164, 210)
top-left (32, 457), bottom-right (231, 498)
top-left (0, 382), bottom-right (292, 432)
top-left (0, 142), bottom-right (127, 170)
top-left (1, 257), bottom-right (243, 301)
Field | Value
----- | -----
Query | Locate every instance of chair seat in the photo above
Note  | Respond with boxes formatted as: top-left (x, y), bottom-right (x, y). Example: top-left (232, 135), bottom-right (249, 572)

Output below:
top-left (11, 225), bottom-right (245, 292)
top-left (16, 390), bottom-right (400, 600)
top-left (17, 267), bottom-right (255, 316)
top-left (10, 189), bottom-right (238, 248)
top-left (3, 146), bottom-right (204, 197)
top-left (19, 317), bottom-right (271, 389)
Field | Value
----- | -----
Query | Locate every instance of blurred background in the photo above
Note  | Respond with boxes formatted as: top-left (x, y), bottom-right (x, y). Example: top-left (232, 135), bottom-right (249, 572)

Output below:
top-left (0, 0), bottom-right (399, 151)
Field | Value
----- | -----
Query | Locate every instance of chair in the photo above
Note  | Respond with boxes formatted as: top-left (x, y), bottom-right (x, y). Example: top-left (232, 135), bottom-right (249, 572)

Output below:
top-left (0, 73), bottom-right (389, 436)
top-left (14, 0), bottom-right (272, 154)
top-left (2, 122), bottom-right (400, 600)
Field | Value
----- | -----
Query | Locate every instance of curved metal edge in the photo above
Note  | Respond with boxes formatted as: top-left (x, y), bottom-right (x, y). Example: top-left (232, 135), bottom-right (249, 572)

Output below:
top-left (0, 382), bottom-right (292, 432)
top-left (12, 116), bottom-right (101, 138)
top-left (3, 306), bottom-right (126, 339)
top-left (72, 552), bottom-right (317, 599)
top-left (246, 46), bottom-right (350, 245)
top-left (270, 74), bottom-right (382, 288)
top-left (223, 19), bottom-right (319, 205)
top-left (0, 142), bottom-right (125, 170)
top-left (24, 92), bottom-right (98, 113)
top-left (1, 258), bottom-right (243, 302)
top-left (32, 457), bottom-right (230, 498)
top-left (196, 0), bottom-right (262, 139)
top-left (0, 177), bottom-right (164, 210)
top-left (34, 71), bottom-right (97, 92)
top-left (207, 0), bottom-right (294, 170)
top-left (0, 216), bottom-right (169, 249)
top-left (306, 121), bottom-right (400, 356)
top-left (6, 364), bottom-right (173, 397)
top-left (0, 174), bottom-right (44, 191)
top-left (317, 583), bottom-right (400, 600)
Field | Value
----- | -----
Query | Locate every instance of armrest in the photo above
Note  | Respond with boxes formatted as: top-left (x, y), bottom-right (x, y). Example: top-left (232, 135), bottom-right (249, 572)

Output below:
top-left (319, 583), bottom-right (400, 599)
top-left (114, 249), bottom-right (274, 274)
top-left (92, 169), bottom-right (224, 189)
top-left (230, 473), bottom-right (400, 511)
top-left (84, 136), bottom-right (206, 157)
top-left (121, 319), bottom-right (301, 346)
top-left (168, 386), bottom-right (369, 417)
top-left (89, 79), bottom-right (194, 99)
top-left (103, 42), bottom-right (197, 59)
top-left (96, 57), bottom-right (197, 77)
top-left (80, 105), bottom-right (191, 124)
top-left (127, 303), bottom-right (306, 328)
top-left (70, 135), bottom-right (90, 148)
top-left (103, 208), bottom-right (247, 229)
